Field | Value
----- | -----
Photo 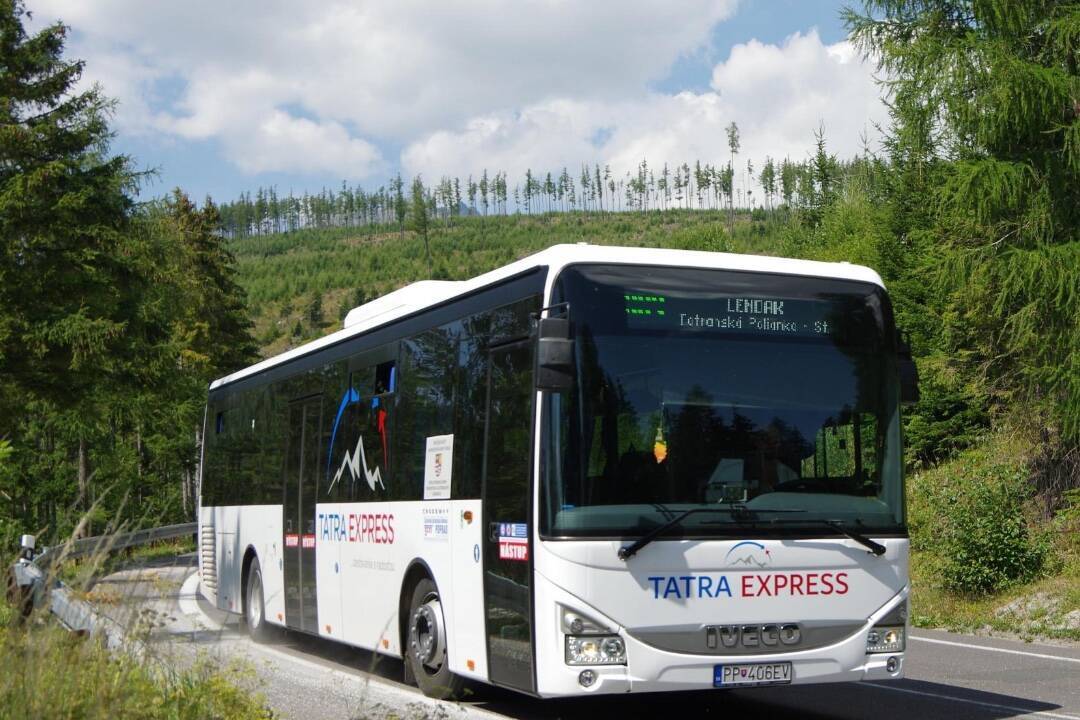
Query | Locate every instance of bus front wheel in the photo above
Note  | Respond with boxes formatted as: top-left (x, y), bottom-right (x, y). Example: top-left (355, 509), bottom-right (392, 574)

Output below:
top-left (406, 577), bottom-right (464, 699)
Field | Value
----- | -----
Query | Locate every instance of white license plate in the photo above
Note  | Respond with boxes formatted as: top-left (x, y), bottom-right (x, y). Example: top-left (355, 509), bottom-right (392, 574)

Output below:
top-left (713, 662), bottom-right (792, 687)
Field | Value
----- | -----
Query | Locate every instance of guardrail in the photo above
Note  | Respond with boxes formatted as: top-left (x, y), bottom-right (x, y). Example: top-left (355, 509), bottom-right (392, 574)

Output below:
top-left (7, 522), bottom-right (196, 644)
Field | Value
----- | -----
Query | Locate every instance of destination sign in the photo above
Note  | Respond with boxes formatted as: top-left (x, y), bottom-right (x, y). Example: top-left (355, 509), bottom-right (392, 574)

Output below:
top-left (623, 292), bottom-right (837, 338)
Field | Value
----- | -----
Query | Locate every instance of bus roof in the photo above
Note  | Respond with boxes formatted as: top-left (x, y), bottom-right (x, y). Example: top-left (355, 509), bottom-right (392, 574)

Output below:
top-left (209, 244), bottom-right (885, 391)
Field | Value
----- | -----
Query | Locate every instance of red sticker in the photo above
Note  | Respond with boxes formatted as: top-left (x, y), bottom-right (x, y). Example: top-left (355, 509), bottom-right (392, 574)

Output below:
top-left (498, 537), bottom-right (528, 561)
top-left (285, 534), bottom-right (299, 548)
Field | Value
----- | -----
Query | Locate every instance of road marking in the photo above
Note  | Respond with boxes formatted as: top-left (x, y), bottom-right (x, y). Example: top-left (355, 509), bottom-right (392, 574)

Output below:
top-left (910, 634), bottom-right (1080, 664)
top-left (867, 682), bottom-right (1080, 720)
top-left (178, 570), bottom-right (225, 631)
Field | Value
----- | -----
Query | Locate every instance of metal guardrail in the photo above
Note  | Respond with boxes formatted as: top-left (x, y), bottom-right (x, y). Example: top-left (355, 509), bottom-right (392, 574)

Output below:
top-left (33, 522), bottom-right (197, 568)
top-left (7, 522), bottom-right (196, 642)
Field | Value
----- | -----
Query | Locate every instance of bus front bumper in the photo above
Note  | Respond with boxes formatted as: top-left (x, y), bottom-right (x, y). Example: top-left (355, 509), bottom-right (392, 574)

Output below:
top-left (533, 574), bottom-right (908, 697)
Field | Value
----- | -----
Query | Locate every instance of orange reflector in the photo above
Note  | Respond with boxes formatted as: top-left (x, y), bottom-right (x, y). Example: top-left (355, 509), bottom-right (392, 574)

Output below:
top-left (325, 624), bottom-right (332, 634)
top-left (463, 510), bottom-right (473, 523)
top-left (277, 613), bottom-right (283, 622)
top-left (382, 638), bottom-right (389, 648)
top-left (467, 660), bottom-right (475, 671)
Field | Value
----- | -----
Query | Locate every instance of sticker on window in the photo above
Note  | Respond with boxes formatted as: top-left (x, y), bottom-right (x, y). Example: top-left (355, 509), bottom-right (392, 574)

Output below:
top-left (423, 434), bottom-right (454, 500)
top-left (498, 522), bottom-right (529, 562)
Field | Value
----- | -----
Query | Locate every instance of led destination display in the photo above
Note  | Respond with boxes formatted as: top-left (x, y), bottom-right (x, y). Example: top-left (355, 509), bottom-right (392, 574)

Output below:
top-left (624, 292), bottom-right (836, 338)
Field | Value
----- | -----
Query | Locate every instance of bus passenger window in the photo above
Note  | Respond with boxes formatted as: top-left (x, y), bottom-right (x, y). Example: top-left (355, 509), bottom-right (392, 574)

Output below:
top-left (375, 360), bottom-right (395, 395)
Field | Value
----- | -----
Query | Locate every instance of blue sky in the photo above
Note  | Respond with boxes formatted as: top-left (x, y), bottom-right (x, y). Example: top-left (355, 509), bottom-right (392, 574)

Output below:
top-left (36, 0), bottom-right (879, 205)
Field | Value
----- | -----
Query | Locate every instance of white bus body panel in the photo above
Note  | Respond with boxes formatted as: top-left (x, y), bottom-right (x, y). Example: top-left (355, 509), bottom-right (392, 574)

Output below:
top-left (199, 504), bottom-right (284, 622)
top-left (200, 500), bottom-right (490, 680)
top-left (309, 499), bottom-right (486, 675)
top-left (532, 537), bottom-right (909, 696)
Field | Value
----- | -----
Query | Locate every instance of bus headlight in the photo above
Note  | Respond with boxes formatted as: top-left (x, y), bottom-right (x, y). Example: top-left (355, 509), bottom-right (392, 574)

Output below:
top-left (867, 626), bottom-right (905, 653)
top-left (565, 634), bottom-right (626, 665)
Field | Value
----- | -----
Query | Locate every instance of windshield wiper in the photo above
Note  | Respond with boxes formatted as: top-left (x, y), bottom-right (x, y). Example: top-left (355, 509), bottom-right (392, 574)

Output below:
top-left (765, 518), bottom-right (887, 556)
top-left (617, 505), bottom-right (805, 561)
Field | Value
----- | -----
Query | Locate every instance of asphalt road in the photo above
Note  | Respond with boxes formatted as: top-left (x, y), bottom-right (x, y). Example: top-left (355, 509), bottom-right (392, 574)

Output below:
top-left (89, 553), bottom-right (1080, 720)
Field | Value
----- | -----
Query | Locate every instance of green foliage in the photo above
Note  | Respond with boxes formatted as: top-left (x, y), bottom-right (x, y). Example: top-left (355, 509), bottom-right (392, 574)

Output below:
top-left (903, 355), bottom-right (991, 465)
top-left (0, 610), bottom-right (272, 719)
top-left (942, 479), bottom-right (1047, 595)
top-left (908, 433), bottom-right (1048, 594)
top-left (0, 1), bottom-right (257, 541)
top-left (846, 0), bottom-right (1080, 443)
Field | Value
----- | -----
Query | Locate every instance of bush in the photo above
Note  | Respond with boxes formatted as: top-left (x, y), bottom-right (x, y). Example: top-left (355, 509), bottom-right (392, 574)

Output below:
top-left (941, 476), bottom-right (1047, 595)
top-left (669, 223), bottom-right (730, 253)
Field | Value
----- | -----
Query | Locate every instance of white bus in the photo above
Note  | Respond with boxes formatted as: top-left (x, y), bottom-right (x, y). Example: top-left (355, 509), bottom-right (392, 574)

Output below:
top-left (198, 244), bottom-right (918, 699)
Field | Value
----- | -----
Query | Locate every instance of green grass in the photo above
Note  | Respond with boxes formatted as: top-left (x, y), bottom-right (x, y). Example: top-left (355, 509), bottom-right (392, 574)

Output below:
top-left (911, 553), bottom-right (1080, 641)
top-left (0, 597), bottom-right (273, 719)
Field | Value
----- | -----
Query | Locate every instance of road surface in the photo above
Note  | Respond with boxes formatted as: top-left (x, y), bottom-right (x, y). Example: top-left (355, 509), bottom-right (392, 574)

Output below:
top-left (88, 553), bottom-right (1080, 720)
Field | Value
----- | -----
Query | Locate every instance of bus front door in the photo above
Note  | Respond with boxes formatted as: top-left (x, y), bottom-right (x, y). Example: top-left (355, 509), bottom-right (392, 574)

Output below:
top-left (481, 340), bottom-right (536, 693)
top-left (283, 396), bottom-right (321, 634)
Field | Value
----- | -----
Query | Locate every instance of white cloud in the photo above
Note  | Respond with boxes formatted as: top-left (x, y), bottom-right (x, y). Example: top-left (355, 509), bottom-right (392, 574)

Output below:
top-left (402, 30), bottom-right (888, 199)
top-left (33, 0), bottom-right (737, 179)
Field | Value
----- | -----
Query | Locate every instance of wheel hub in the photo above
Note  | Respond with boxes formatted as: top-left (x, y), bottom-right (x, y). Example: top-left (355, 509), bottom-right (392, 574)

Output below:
top-left (409, 597), bottom-right (446, 670)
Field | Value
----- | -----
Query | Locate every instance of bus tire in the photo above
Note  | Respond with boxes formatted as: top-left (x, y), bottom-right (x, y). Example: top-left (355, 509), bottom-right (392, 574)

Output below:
top-left (244, 557), bottom-right (270, 643)
top-left (406, 577), bottom-right (464, 699)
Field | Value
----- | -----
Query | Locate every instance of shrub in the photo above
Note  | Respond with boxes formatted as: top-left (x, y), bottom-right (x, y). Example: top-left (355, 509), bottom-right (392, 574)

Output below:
top-left (941, 475), bottom-right (1047, 595)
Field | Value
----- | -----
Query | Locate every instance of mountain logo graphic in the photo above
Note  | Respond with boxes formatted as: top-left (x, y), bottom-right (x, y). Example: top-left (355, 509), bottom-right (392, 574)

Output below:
top-left (724, 541), bottom-right (773, 568)
top-left (329, 434), bottom-right (383, 494)
top-left (326, 387), bottom-right (387, 495)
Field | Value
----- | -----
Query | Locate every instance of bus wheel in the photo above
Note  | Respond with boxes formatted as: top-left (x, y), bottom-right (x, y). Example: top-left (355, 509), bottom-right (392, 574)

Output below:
top-left (245, 557), bottom-right (270, 643)
top-left (407, 577), bottom-right (464, 699)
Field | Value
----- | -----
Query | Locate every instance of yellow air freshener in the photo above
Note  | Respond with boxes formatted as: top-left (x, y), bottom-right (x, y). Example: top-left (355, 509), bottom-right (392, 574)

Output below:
top-left (653, 427), bottom-right (667, 464)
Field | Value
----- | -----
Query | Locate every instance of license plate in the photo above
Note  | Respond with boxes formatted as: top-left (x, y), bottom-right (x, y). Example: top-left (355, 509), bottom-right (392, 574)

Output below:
top-left (713, 662), bottom-right (792, 687)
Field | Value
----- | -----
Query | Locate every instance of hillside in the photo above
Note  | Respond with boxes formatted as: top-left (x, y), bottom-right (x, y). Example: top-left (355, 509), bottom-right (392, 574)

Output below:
top-left (230, 209), bottom-right (770, 357)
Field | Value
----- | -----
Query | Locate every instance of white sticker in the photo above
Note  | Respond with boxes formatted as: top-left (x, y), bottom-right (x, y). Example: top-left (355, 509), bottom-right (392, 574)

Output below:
top-left (423, 507), bottom-right (449, 542)
top-left (423, 434), bottom-right (454, 500)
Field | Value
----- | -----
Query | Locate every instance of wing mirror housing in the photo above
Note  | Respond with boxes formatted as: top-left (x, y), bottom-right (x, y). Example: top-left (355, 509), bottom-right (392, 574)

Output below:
top-left (536, 316), bottom-right (574, 393)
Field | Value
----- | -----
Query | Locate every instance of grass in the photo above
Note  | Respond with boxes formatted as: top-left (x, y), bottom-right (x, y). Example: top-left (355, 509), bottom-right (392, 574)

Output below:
top-left (910, 552), bottom-right (1080, 642)
top-left (0, 596), bottom-right (273, 719)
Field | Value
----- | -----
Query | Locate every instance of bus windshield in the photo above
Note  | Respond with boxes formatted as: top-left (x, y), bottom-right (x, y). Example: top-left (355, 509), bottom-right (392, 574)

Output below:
top-left (541, 264), bottom-right (904, 539)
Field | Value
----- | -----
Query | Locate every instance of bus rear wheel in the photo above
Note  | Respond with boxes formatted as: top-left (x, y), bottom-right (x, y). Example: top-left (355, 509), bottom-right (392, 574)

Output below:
top-left (244, 557), bottom-right (271, 643)
top-left (406, 577), bottom-right (464, 699)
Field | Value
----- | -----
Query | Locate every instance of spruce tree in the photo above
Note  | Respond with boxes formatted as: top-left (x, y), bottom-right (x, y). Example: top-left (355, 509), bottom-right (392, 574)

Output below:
top-left (0, 0), bottom-right (137, 414)
top-left (847, 0), bottom-right (1080, 442)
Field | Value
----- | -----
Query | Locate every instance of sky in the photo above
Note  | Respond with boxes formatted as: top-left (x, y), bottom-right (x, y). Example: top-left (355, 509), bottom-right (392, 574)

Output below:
top-left (30, 0), bottom-right (889, 204)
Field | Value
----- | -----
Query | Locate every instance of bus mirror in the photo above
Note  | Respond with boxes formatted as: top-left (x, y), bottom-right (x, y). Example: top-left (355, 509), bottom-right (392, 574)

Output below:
top-left (897, 332), bottom-right (919, 406)
top-left (536, 317), bottom-right (574, 393)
